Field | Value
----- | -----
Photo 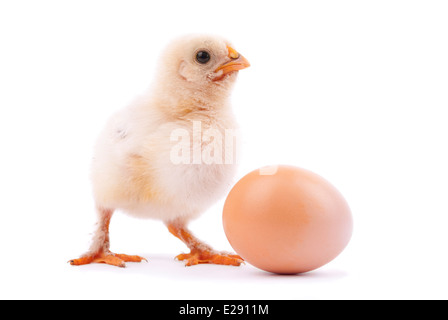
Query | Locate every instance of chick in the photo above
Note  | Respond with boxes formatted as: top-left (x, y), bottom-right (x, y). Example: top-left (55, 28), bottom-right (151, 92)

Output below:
top-left (69, 34), bottom-right (250, 267)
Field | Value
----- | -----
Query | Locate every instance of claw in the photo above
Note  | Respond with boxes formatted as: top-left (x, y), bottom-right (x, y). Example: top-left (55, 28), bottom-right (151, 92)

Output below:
top-left (69, 251), bottom-right (147, 268)
top-left (175, 249), bottom-right (244, 267)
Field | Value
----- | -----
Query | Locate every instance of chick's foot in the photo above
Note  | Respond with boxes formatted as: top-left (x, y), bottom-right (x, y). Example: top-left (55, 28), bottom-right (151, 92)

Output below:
top-left (69, 251), bottom-right (147, 268)
top-left (175, 249), bottom-right (243, 266)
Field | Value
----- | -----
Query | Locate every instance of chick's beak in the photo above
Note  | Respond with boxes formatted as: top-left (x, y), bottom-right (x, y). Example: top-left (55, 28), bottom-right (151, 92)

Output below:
top-left (213, 46), bottom-right (250, 80)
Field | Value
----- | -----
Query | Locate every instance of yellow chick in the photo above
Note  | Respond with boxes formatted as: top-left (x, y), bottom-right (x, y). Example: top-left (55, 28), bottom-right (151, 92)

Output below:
top-left (69, 34), bottom-right (250, 267)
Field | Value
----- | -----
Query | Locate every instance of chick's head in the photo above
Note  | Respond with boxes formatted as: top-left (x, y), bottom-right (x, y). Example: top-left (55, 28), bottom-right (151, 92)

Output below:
top-left (155, 34), bottom-right (250, 101)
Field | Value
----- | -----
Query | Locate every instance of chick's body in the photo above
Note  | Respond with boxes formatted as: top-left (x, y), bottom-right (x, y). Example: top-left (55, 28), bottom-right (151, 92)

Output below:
top-left (92, 95), bottom-right (237, 222)
top-left (70, 34), bottom-right (249, 267)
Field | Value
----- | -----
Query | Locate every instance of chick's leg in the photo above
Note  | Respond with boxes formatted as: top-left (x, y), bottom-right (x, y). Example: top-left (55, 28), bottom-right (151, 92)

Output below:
top-left (69, 207), bottom-right (147, 268)
top-left (167, 222), bottom-right (243, 266)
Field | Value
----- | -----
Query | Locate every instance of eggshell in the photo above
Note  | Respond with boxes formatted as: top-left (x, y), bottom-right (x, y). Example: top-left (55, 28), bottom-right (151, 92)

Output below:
top-left (223, 165), bottom-right (353, 274)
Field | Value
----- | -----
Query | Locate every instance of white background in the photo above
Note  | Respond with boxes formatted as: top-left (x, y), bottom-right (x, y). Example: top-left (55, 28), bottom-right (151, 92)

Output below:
top-left (1, 0), bottom-right (447, 300)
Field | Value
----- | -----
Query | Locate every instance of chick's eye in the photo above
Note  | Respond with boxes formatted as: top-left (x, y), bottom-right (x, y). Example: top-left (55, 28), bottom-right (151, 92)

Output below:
top-left (196, 51), bottom-right (210, 64)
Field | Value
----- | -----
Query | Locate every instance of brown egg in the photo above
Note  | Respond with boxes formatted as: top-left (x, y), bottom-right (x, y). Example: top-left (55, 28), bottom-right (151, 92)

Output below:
top-left (223, 165), bottom-right (353, 274)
